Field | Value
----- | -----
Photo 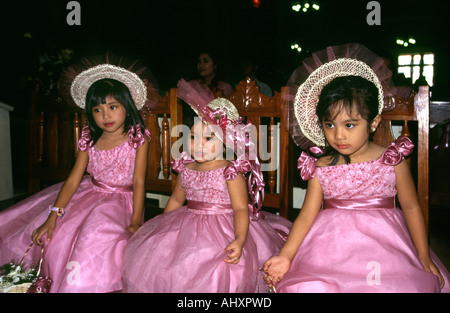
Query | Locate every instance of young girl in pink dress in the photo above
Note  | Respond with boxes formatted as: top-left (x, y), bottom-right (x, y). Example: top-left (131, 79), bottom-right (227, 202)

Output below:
top-left (0, 60), bottom-right (153, 293)
top-left (263, 43), bottom-right (450, 293)
top-left (122, 79), bottom-right (291, 293)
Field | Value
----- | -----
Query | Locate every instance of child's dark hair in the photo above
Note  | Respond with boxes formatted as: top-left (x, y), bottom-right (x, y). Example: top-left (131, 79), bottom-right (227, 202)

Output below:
top-left (315, 75), bottom-right (380, 165)
top-left (85, 78), bottom-right (146, 144)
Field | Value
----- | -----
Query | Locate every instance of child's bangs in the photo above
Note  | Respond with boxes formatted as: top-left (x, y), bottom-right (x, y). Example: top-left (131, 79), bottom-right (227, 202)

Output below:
top-left (323, 99), bottom-right (363, 121)
top-left (88, 79), bottom-right (124, 107)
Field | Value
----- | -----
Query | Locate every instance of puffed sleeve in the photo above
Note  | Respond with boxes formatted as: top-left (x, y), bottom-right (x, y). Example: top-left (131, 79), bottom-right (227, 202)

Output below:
top-left (170, 151), bottom-right (194, 173)
top-left (78, 126), bottom-right (93, 151)
top-left (297, 151), bottom-right (318, 180)
top-left (380, 136), bottom-right (414, 166)
top-left (223, 159), bottom-right (252, 181)
top-left (128, 124), bottom-right (151, 149)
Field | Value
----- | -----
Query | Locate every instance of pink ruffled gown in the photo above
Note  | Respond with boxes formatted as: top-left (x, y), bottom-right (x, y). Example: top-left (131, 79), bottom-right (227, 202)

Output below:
top-left (123, 153), bottom-right (291, 293)
top-left (278, 137), bottom-right (450, 293)
top-left (0, 126), bottom-right (149, 293)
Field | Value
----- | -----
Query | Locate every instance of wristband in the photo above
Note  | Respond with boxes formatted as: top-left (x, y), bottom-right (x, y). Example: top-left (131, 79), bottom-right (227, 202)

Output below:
top-left (49, 205), bottom-right (65, 217)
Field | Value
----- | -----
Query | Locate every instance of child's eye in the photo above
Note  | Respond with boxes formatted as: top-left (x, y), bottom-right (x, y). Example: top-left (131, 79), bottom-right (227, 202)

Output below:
top-left (110, 105), bottom-right (117, 110)
top-left (324, 122), bottom-right (334, 128)
top-left (346, 123), bottom-right (355, 129)
top-left (93, 108), bottom-right (101, 113)
top-left (206, 137), bottom-right (213, 141)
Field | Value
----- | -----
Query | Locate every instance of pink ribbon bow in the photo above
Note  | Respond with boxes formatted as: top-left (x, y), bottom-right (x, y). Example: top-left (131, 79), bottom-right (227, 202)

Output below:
top-left (127, 124), bottom-right (151, 149)
top-left (297, 151), bottom-right (317, 181)
top-left (380, 136), bottom-right (414, 166)
top-left (224, 159), bottom-right (252, 181)
top-left (170, 151), bottom-right (194, 173)
top-left (78, 126), bottom-right (94, 151)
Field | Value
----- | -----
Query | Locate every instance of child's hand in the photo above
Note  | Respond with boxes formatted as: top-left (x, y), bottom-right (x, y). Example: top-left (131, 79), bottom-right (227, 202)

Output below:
top-left (419, 257), bottom-right (445, 289)
top-left (126, 223), bottom-right (141, 235)
top-left (31, 215), bottom-right (57, 245)
top-left (262, 254), bottom-right (291, 288)
top-left (224, 239), bottom-right (244, 264)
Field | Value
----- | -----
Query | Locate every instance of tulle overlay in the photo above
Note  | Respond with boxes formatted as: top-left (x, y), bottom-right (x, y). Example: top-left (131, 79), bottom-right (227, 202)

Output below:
top-left (278, 137), bottom-right (450, 293)
top-left (123, 157), bottom-right (291, 293)
top-left (0, 128), bottom-right (148, 292)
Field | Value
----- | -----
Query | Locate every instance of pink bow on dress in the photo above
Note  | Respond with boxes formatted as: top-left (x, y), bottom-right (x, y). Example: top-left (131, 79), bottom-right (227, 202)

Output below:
top-left (380, 136), bottom-right (414, 166)
top-left (297, 151), bottom-right (318, 181)
top-left (127, 124), bottom-right (151, 149)
top-left (78, 126), bottom-right (94, 151)
top-left (170, 151), bottom-right (194, 173)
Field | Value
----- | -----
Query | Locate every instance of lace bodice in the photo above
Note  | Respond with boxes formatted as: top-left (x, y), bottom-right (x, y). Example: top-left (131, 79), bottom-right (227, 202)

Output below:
top-left (316, 160), bottom-right (397, 199)
top-left (78, 125), bottom-right (150, 186)
top-left (180, 166), bottom-right (232, 205)
top-left (86, 142), bottom-right (137, 186)
top-left (297, 137), bottom-right (414, 200)
top-left (171, 152), bottom-right (254, 205)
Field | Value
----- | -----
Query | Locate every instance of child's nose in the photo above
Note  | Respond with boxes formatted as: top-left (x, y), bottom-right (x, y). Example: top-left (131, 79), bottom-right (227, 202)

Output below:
top-left (335, 127), bottom-right (345, 139)
top-left (103, 109), bottom-right (111, 119)
top-left (194, 139), bottom-right (204, 148)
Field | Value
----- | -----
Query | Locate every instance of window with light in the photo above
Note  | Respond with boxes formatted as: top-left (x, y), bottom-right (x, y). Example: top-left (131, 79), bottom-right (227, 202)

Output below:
top-left (398, 53), bottom-right (434, 86)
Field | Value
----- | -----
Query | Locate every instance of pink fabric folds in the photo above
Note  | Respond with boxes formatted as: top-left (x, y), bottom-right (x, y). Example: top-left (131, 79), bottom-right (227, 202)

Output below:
top-left (297, 151), bottom-right (317, 181)
top-left (380, 136), bottom-right (414, 165)
top-left (122, 157), bottom-right (292, 293)
top-left (127, 124), bottom-right (151, 149)
top-left (170, 151), bottom-right (195, 172)
top-left (223, 159), bottom-right (252, 181)
top-left (275, 136), bottom-right (450, 293)
top-left (0, 129), bottom-right (144, 292)
top-left (78, 126), bottom-right (94, 152)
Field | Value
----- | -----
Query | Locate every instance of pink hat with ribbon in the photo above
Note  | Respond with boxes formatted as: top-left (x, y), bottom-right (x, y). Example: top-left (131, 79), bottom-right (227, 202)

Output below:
top-left (177, 79), bottom-right (265, 218)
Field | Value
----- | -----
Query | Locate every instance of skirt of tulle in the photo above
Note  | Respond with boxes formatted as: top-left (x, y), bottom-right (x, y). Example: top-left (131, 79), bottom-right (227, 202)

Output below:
top-left (277, 207), bottom-right (450, 293)
top-left (123, 206), bottom-right (291, 293)
top-left (0, 176), bottom-right (133, 293)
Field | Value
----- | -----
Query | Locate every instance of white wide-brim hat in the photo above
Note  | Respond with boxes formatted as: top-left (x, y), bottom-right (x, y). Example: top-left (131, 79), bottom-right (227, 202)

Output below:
top-left (70, 64), bottom-right (148, 109)
top-left (58, 52), bottom-right (159, 111)
top-left (294, 58), bottom-right (384, 147)
top-left (284, 43), bottom-right (396, 148)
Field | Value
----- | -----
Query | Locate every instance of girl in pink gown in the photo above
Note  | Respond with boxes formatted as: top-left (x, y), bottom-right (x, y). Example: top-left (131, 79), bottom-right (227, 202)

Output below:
top-left (0, 63), bottom-right (151, 293)
top-left (263, 48), bottom-right (450, 292)
top-left (122, 79), bottom-right (291, 293)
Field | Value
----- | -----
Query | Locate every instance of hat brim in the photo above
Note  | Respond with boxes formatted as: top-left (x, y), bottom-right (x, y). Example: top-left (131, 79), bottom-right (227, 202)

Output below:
top-left (294, 58), bottom-right (384, 147)
top-left (70, 64), bottom-right (147, 109)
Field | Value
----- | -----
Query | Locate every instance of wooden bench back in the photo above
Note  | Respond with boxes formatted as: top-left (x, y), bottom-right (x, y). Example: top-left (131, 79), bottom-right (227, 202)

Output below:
top-left (373, 86), bottom-right (430, 230)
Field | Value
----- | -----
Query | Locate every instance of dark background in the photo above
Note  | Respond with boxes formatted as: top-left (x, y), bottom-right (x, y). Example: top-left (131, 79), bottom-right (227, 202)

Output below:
top-left (0, 0), bottom-right (448, 190)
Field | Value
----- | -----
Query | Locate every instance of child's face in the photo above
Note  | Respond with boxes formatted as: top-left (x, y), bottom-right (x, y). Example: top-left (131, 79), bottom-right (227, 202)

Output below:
top-left (197, 53), bottom-right (216, 79)
top-left (92, 96), bottom-right (127, 135)
top-left (189, 121), bottom-right (223, 163)
top-left (322, 104), bottom-right (372, 158)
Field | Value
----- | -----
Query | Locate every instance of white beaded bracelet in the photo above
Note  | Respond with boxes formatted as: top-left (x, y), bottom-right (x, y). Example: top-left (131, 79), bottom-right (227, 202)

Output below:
top-left (48, 205), bottom-right (65, 217)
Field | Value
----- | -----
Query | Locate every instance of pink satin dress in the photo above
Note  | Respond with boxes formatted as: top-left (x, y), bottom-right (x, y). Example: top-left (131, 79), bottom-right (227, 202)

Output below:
top-left (278, 137), bottom-right (450, 293)
top-left (123, 152), bottom-right (291, 293)
top-left (0, 126), bottom-right (149, 293)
